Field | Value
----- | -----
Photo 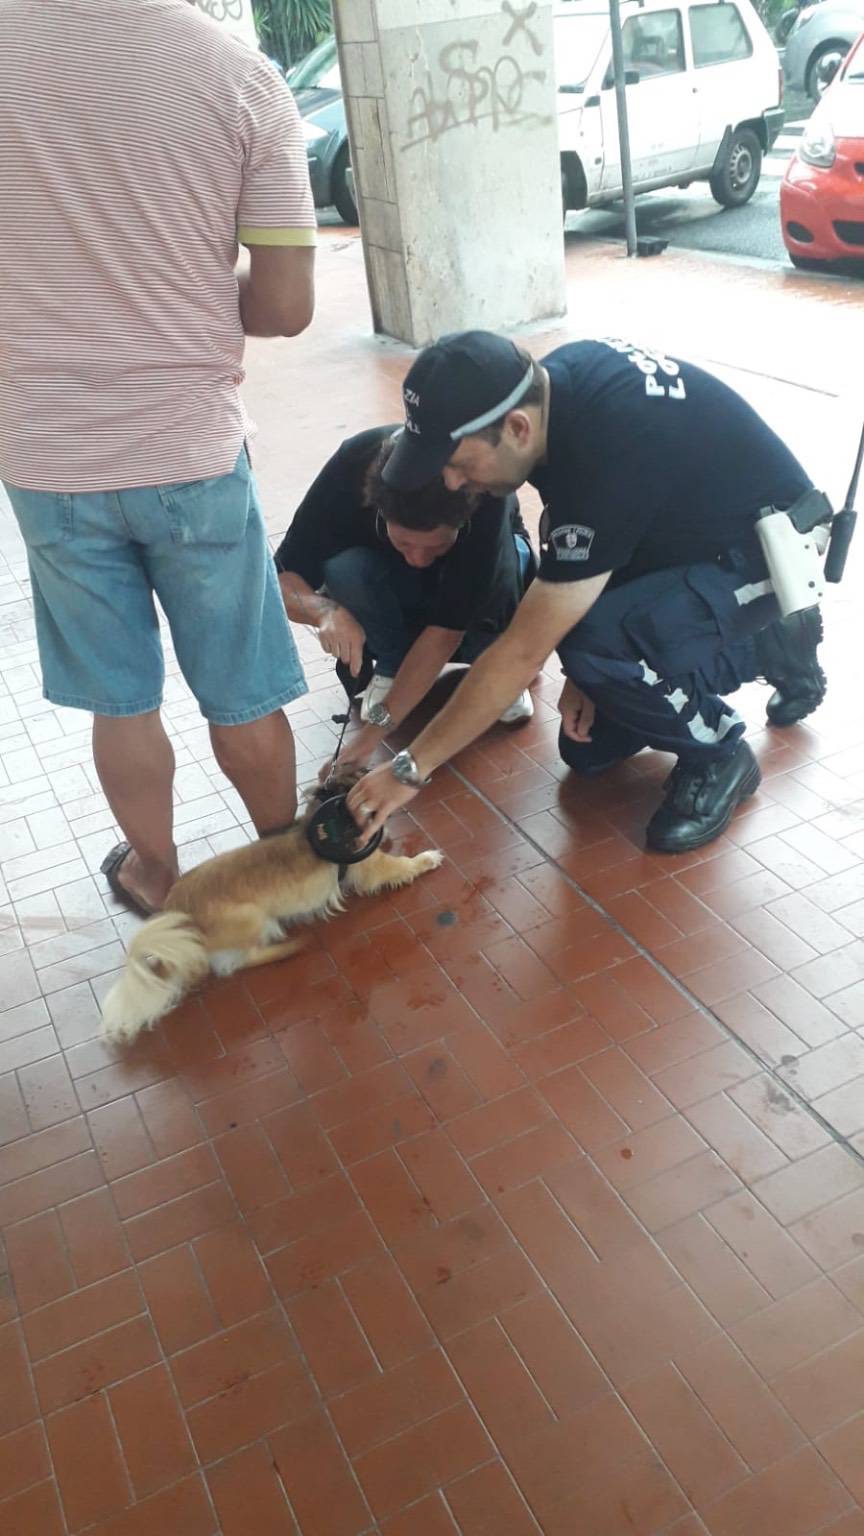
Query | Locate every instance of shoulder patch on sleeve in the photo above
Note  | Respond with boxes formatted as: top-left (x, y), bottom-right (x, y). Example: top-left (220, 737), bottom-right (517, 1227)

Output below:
top-left (550, 524), bottom-right (596, 562)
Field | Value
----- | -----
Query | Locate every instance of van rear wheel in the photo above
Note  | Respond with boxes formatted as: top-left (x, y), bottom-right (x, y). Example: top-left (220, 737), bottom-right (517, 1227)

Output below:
top-left (709, 128), bottom-right (762, 208)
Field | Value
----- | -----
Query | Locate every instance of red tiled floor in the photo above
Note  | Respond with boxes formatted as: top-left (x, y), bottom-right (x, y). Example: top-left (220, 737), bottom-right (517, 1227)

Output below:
top-left (2, 236), bottom-right (864, 1535)
top-left (108, 1363), bottom-right (197, 1498)
top-left (22, 1270), bottom-right (143, 1362)
top-left (206, 1442), bottom-right (296, 1536)
top-left (46, 1392), bottom-right (133, 1530)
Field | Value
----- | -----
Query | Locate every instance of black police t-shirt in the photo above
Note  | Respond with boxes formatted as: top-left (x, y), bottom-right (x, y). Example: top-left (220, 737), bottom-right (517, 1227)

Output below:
top-left (532, 340), bottom-right (811, 586)
top-left (274, 425), bottom-right (529, 632)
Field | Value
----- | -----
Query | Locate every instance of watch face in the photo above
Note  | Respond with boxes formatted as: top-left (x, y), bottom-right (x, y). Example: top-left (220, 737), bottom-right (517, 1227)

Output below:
top-left (391, 751), bottom-right (415, 784)
top-left (367, 703), bottom-right (391, 728)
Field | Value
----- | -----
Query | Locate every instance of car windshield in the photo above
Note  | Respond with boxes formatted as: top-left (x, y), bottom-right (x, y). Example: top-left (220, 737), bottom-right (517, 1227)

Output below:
top-left (554, 13), bottom-right (610, 92)
top-left (287, 38), bottom-right (341, 91)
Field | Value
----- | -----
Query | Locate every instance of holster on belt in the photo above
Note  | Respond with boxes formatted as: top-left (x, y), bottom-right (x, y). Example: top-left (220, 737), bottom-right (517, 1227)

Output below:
top-left (755, 489), bottom-right (833, 617)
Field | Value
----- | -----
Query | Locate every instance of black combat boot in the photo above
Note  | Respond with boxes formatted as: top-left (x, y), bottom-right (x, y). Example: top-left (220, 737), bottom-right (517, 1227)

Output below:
top-left (646, 740), bottom-right (761, 853)
top-left (757, 608), bottom-right (826, 727)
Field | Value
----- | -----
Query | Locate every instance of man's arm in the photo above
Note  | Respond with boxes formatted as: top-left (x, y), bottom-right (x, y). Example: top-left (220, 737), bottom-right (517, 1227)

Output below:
top-left (236, 58), bottom-right (317, 337)
top-left (278, 569), bottom-right (335, 628)
top-left (380, 626), bottom-right (465, 726)
top-left (409, 574), bottom-right (609, 774)
top-left (239, 245), bottom-right (315, 338)
top-left (347, 573), bottom-right (610, 831)
top-left (333, 624), bottom-right (466, 771)
top-left (278, 569), bottom-right (365, 676)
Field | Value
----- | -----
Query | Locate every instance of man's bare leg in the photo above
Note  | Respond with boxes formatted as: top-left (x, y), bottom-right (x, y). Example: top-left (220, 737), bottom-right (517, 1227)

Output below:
top-left (210, 709), bottom-right (298, 835)
top-left (92, 710), bottom-right (179, 911)
top-left (93, 709), bottom-right (297, 909)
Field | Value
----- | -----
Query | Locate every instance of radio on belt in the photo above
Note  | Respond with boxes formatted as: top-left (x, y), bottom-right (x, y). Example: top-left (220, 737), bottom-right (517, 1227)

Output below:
top-left (756, 412), bottom-right (863, 617)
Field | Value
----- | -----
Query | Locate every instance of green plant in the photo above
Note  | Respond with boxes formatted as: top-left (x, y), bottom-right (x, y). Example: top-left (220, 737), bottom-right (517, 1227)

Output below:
top-left (754, 0), bottom-right (792, 32)
top-left (254, 0), bottom-right (332, 69)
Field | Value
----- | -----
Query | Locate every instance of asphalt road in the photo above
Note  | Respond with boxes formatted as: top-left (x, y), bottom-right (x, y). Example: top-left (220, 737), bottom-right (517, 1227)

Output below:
top-left (564, 86), bottom-right (823, 269)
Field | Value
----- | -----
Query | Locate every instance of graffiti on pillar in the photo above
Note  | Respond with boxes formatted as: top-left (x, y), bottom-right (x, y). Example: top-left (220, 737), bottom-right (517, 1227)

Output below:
top-left (403, 2), bottom-right (551, 151)
top-left (194, 0), bottom-right (245, 23)
top-left (501, 2), bottom-right (543, 56)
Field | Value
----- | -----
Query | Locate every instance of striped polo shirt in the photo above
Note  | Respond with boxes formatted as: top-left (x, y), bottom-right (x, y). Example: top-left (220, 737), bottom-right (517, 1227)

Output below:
top-left (0, 0), bottom-right (316, 493)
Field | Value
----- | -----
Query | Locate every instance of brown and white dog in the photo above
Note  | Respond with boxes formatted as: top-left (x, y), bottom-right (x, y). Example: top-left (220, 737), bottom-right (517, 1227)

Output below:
top-left (101, 778), bottom-right (442, 1045)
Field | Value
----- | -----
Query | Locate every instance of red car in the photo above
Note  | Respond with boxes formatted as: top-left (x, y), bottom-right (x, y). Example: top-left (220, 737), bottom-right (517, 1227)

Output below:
top-left (781, 30), bottom-right (864, 267)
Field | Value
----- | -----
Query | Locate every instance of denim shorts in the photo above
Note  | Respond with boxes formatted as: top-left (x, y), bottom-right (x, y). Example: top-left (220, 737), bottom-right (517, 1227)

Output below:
top-left (3, 451), bottom-right (307, 725)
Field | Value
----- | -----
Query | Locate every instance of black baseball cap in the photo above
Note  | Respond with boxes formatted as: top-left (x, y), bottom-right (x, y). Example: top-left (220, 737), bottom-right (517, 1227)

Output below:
top-left (383, 331), bottom-right (536, 491)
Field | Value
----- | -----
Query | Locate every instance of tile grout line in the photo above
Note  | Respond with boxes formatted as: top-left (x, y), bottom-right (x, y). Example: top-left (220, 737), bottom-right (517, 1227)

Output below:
top-left (140, 1239), bottom-right (228, 1536)
top-left (447, 759), bottom-right (864, 1172)
top-left (262, 1264), bottom-right (379, 1535)
top-left (99, 1380), bottom-right (137, 1515)
top-left (441, 1452), bottom-right (545, 1535)
top-left (10, 1335), bottom-right (70, 1535)
top-left (667, 1343), bottom-right (864, 1514)
top-left (195, 1080), bottom-right (385, 1536)
top-left (2, 1172), bottom-right (84, 1536)
top-left (80, 1143), bottom-right (217, 1525)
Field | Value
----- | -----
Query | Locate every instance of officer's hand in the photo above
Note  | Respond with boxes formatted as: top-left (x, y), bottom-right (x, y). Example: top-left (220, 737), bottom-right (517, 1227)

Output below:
top-left (346, 763), bottom-right (418, 837)
top-left (559, 678), bottom-right (595, 743)
top-left (318, 725), bottom-right (383, 785)
top-left (318, 605), bottom-right (366, 677)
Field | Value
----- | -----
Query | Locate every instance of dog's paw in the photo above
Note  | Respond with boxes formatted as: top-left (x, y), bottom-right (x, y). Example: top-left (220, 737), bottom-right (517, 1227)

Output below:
top-left (416, 849), bottom-right (444, 874)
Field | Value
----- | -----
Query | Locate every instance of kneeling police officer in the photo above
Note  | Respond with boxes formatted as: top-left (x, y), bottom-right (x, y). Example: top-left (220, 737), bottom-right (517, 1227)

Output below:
top-left (346, 332), bottom-right (826, 853)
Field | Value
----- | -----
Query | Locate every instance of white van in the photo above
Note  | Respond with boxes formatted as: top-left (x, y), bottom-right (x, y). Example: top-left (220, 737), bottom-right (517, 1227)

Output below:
top-left (556, 0), bottom-right (785, 212)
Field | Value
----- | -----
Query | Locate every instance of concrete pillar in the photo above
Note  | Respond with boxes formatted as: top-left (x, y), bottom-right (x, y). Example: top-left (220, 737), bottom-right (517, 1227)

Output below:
top-left (333, 0), bottom-right (566, 346)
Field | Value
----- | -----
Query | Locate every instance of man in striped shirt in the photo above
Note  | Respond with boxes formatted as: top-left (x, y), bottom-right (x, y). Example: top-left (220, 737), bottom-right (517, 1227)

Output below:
top-left (0, 0), bottom-right (316, 915)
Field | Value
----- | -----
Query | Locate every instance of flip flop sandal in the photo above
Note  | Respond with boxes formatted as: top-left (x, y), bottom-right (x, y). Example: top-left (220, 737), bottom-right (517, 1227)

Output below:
top-left (100, 841), bottom-right (158, 919)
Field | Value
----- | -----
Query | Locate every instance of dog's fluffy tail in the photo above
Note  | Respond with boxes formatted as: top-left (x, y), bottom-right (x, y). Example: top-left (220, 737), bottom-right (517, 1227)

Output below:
top-left (101, 912), bottom-right (210, 1044)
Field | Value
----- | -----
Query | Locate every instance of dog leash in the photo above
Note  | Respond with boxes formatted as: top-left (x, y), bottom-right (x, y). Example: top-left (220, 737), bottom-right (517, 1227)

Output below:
top-left (305, 692), bottom-right (384, 873)
top-left (322, 698), bottom-right (354, 791)
top-left (275, 569), bottom-right (384, 872)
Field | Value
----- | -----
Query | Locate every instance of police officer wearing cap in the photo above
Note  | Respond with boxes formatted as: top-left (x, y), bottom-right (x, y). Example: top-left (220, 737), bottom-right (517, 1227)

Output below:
top-left (346, 332), bottom-right (826, 853)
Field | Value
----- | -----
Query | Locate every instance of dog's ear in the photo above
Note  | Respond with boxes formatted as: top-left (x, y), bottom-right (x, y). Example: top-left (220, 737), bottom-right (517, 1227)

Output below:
top-left (300, 783), bottom-right (333, 815)
top-left (303, 767), bottom-right (365, 810)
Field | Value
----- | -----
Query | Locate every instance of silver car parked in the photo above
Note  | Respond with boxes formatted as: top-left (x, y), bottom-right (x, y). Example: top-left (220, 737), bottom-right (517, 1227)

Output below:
top-left (783, 0), bottom-right (864, 97)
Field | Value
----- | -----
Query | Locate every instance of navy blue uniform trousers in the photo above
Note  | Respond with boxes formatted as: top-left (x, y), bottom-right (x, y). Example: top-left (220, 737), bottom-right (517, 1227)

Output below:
top-left (322, 538), bottom-right (533, 676)
top-left (557, 553), bottom-right (779, 775)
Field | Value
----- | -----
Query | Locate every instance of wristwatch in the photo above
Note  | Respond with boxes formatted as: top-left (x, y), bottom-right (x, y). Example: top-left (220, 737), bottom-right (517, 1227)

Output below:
top-left (365, 701), bottom-right (394, 730)
top-left (390, 750), bottom-right (431, 788)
